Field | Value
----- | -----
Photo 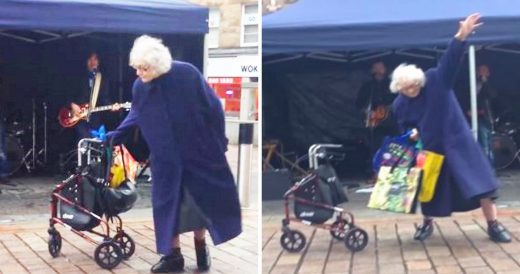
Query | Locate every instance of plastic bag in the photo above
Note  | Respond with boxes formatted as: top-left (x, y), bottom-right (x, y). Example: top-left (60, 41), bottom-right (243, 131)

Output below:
top-left (109, 145), bottom-right (139, 188)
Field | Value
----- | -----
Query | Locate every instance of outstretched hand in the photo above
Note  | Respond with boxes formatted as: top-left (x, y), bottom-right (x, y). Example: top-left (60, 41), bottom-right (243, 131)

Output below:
top-left (455, 13), bottom-right (483, 41)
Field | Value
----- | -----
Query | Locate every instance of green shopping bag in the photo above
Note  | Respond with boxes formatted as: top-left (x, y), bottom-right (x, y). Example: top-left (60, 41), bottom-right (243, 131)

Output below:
top-left (368, 166), bottom-right (422, 213)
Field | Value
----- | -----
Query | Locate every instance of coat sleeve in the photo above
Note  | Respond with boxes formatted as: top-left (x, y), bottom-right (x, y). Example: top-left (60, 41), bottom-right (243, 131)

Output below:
top-left (106, 106), bottom-right (138, 145)
top-left (436, 38), bottom-right (467, 90)
top-left (392, 99), bottom-right (404, 133)
top-left (106, 80), bottom-right (141, 144)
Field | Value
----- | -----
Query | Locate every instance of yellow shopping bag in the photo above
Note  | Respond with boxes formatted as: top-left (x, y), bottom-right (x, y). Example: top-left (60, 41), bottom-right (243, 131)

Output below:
top-left (418, 151), bottom-right (444, 203)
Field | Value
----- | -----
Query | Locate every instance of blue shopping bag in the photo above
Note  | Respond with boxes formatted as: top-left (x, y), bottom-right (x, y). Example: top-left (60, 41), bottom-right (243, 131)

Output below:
top-left (372, 130), bottom-right (421, 173)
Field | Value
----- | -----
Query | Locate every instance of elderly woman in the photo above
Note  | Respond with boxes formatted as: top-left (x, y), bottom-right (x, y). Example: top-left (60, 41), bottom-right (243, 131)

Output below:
top-left (107, 35), bottom-right (242, 272)
top-left (391, 13), bottom-right (511, 243)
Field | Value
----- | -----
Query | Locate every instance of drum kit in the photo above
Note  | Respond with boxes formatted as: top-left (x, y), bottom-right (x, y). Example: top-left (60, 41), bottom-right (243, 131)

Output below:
top-left (491, 112), bottom-right (520, 170)
top-left (4, 100), bottom-right (48, 175)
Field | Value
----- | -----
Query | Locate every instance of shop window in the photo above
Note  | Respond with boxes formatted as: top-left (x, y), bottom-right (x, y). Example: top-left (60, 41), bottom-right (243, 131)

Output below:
top-left (208, 77), bottom-right (242, 117)
top-left (208, 8), bottom-right (220, 48)
top-left (241, 4), bottom-right (258, 47)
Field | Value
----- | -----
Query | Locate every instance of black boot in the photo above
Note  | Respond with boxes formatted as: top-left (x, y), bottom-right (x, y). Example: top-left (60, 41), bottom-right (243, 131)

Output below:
top-left (488, 221), bottom-right (512, 243)
top-left (414, 219), bottom-right (434, 241)
top-left (195, 238), bottom-right (211, 271)
top-left (151, 248), bottom-right (184, 273)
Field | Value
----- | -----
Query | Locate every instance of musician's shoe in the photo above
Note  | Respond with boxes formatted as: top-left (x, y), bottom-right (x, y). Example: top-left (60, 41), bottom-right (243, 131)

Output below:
top-left (488, 221), bottom-right (512, 243)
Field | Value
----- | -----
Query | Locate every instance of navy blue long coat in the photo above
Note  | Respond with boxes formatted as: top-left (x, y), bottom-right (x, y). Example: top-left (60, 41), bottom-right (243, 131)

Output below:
top-left (392, 39), bottom-right (498, 217)
top-left (107, 61), bottom-right (242, 254)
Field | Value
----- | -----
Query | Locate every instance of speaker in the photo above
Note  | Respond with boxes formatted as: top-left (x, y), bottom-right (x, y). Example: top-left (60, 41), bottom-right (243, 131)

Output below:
top-left (262, 169), bottom-right (291, 201)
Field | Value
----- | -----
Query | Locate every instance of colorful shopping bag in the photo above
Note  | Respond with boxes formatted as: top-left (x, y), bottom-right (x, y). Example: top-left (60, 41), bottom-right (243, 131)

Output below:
top-left (367, 166), bottom-right (422, 213)
top-left (417, 151), bottom-right (444, 203)
top-left (109, 145), bottom-right (139, 188)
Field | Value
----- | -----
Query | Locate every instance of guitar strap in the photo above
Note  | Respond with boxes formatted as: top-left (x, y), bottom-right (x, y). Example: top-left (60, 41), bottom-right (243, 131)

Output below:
top-left (87, 72), bottom-right (102, 121)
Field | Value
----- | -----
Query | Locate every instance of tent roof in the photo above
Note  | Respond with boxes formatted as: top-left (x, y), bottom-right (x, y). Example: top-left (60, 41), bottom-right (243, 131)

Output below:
top-left (263, 0), bottom-right (520, 54)
top-left (0, 0), bottom-right (208, 35)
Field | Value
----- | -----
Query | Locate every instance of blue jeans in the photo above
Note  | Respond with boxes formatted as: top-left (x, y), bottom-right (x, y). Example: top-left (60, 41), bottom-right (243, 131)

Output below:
top-left (477, 121), bottom-right (494, 167)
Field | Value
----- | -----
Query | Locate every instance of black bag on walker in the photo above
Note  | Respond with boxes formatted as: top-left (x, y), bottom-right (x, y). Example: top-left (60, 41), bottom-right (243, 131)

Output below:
top-left (58, 175), bottom-right (102, 231)
top-left (294, 176), bottom-right (334, 224)
top-left (102, 180), bottom-right (137, 217)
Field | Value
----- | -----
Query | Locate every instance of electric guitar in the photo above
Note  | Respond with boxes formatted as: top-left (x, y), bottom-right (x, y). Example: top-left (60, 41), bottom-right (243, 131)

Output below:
top-left (365, 105), bottom-right (390, 128)
top-left (58, 102), bottom-right (131, 128)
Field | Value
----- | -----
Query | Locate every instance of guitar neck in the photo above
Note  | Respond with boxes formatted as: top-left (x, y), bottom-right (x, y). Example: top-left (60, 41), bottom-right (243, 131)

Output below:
top-left (90, 105), bottom-right (114, 113)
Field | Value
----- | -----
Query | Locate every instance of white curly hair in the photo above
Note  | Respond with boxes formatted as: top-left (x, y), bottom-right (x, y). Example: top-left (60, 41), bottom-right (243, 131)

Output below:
top-left (129, 35), bottom-right (172, 75)
top-left (389, 64), bottom-right (426, 93)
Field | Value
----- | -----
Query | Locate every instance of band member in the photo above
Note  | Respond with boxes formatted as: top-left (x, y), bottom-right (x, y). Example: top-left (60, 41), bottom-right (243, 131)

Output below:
top-left (106, 35), bottom-right (242, 273)
top-left (355, 61), bottom-right (397, 175)
top-left (70, 52), bottom-right (117, 139)
top-left (464, 64), bottom-right (500, 165)
top-left (391, 13), bottom-right (511, 243)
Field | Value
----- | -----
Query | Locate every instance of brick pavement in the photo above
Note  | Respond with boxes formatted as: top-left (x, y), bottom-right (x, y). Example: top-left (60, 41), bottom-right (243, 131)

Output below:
top-left (0, 144), bottom-right (259, 273)
top-left (0, 208), bottom-right (257, 274)
top-left (263, 210), bottom-right (520, 274)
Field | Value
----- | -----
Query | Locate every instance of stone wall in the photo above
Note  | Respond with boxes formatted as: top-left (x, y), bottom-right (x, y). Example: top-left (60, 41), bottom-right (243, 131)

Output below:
top-left (190, 0), bottom-right (258, 48)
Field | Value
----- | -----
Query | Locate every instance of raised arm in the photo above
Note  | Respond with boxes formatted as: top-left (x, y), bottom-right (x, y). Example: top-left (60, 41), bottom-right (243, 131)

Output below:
top-left (437, 13), bottom-right (482, 89)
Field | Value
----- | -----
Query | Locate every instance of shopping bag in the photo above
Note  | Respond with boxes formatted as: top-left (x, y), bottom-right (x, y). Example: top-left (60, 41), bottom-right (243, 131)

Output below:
top-left (372, 131), bottom-right (420, 172)
top-left (109, 145), bottom-right (139, 188)
top-left (417, 151), bottom-right (444, 203)
top-left (367, 166), bottom-right (422, 214)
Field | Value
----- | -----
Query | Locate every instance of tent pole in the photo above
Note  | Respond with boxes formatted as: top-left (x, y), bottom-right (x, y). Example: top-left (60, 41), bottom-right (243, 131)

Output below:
top-left (118, 34), bottom-right (123, 102)
top-left (468, 45), bottom-right (478, 140)
top-left (203, 34), bottom-right (209, 77)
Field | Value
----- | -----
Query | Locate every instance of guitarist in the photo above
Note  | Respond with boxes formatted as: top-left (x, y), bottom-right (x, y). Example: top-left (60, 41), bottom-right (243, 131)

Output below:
top-left (70, 52), bottom-right (119, 139)
top-left (355, 61), bottom-right (397, 178)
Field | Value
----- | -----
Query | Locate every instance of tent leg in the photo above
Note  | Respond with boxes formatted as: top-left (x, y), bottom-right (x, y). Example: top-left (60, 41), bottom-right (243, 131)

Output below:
top-left (118, 34), bottom-right (124, 102)
top-left (469, 45), bottom-right (478, 141)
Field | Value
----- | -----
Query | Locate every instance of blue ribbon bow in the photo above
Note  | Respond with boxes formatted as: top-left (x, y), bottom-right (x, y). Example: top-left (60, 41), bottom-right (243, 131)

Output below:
top-left (90, 125), bottom-right (106, 141)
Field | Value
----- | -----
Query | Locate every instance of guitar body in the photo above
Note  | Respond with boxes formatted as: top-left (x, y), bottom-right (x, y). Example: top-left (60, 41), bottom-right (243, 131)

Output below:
top-left (58, 104), bottom-right (89, 128)
top-left (367, 105), bottom-right (390, 128)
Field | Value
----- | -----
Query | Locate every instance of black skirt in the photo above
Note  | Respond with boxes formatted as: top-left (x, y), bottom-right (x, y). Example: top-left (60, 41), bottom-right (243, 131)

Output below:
top-left (175, 186), bottom-right (208, 234)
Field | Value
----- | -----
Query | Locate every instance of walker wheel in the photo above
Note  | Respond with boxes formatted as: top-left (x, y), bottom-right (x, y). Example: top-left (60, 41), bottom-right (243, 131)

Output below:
top-left (280, 229), bottom-right (306, 252)
top-left (344, 227), bottom-right (368, 252)
top-left (330, 219), bottom-right (352, 240)
top-left (94, 241), bottom-right (123, 269)
top-left (47, 228), bottom-right (62, 258)
top-left (113, 231), bottom-right (135, 259)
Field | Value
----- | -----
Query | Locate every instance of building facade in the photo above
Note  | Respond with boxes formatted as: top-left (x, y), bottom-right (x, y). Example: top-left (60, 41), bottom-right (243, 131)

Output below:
top-left (190, 0), bottom-right (259, 118)
top-left (190, 0), bottom-right (259, 144)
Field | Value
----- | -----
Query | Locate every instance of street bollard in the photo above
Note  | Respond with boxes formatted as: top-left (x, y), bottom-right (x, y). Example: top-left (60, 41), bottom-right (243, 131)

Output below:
top-left (238, 122), bottom-right (254, 208)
